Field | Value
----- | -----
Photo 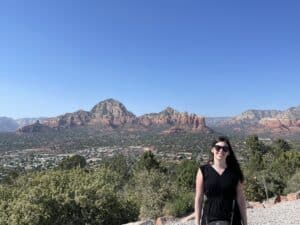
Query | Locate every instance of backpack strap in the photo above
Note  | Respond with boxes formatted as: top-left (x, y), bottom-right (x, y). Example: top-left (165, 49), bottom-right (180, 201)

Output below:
top-left (229, 200), bottom-right (235, 225)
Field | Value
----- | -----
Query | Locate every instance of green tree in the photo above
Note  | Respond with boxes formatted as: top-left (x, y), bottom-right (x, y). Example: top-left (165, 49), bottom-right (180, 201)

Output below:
top-left (267, 151), bottom-right (300, 182)
top-left (58, 155), bottom-right (87, 170)
top-left (175, 159), bottom-right (198, 191)
top-left (134, 151), bottom-right (160, 173)
top-left (257, 150), bottom-right (300, 196)
top-left (271, 139), bottom-right (291, 156)
top-left (101, 154), bottom-right (135, 183)
top-left (125, 169), bottom-right (174, 219)
top-left (0, 168), bottom-right (20, 185)
top-left (245, 135), bottom-right (266, 172)
top-left (243, 174), bottom-right (265, 202)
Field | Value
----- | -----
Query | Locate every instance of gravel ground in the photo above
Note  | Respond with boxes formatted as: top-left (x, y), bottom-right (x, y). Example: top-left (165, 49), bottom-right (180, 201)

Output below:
top-left (124, 200), bottom-right (300, 225)
top-left (164, 200), bottom-right (300, 225)
top-left (247, 199), bottom-right (300, 225)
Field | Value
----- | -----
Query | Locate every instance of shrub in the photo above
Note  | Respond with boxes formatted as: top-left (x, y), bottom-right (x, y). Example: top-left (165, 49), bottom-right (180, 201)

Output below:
top-left (284, 169), bottom-right (300, 194)
top-left (163, 191), bottom-right (194, 217)
top-left (243, 174), bottom-right (265, 202)
top-left (134, 151), bottom-right (160, 173)
top-left (125, 169), bottom-right (173, 219)
top-left (58, 155), bottom-right (87, 170)
top-left (175, 159), bottom-right (198, 191)
top-left (0, 168), bottom-right (138, 225)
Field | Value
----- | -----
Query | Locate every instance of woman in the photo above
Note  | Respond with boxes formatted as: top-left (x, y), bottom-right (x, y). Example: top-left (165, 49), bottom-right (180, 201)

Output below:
top-left (194, 136), bottom-right (247, 225)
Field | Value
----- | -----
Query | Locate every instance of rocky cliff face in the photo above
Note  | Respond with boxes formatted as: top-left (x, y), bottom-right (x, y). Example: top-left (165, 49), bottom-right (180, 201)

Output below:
top-left (17, 99), bottom-right (210, 134)
top-left (17, 120), bottom-right (54, 133)
top-left (276, 106), bottom-right (300, 120)
top-left (0, 117), bottom-right (49, 132)
top-left (205, 117), bottom-right (231, 127)
top-left (259, 118), bottom-right (300, 134)
top-left (222, 110), bottom-right (282, 126)
top-left (40, 99), bottom-right (136, 129)
top-left (15, 118), bottom-right (48, 128)
top-left (138, 107), bottom-right (210, 132)
top-left (90, 98), bottom-right (136, 127)
top-left (43, 110), bottom-right (92, 128)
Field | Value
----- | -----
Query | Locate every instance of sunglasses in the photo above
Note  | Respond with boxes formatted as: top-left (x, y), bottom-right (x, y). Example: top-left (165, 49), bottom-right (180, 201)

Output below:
top-left (214, 145), bottom-right (229, 153)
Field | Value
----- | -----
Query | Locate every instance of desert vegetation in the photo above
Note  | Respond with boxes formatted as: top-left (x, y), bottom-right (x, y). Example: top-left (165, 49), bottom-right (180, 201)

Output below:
top-left (0, 135), bottom-right (300, 224)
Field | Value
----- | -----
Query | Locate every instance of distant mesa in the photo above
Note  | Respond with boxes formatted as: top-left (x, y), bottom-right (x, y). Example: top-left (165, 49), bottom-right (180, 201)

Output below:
top-left (17, 120), bottom-right (54, 133)
top-left (138, 107), bottom-right (210, 133)
top-left (205, 117), bottom-right (231, 127)
top-left (219, 106), bottom-right (300, 135)
top-left (15, 117), bottom-right (48, 128)
top-left (43, 110), bottom-right (93, 128)
top-left (0, 117), bottom-right (49, 132)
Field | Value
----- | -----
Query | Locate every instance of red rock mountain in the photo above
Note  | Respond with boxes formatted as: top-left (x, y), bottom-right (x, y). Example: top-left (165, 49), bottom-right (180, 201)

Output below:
top-left (258, 106), bottom-right (300, 133)
top-left (42, 99), bottom-right (136, 128)
top-left (90, 99), bottom-right (136, 127)
top-left (18, 99), bottom-right (210, 133)
top-left (220, 106), bottom-right (300, 134)
top-left (138, 107), bottom-right (210, 133)
top-left (17, 120), bottom-right (54, 133)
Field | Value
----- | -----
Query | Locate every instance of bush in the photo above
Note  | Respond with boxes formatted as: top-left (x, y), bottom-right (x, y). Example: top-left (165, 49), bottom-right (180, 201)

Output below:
top-left (267, 151), bottom-right (300, 183)
top-left (175, 159), bottom-right (198, 191)
top-left (101, 154), bottom-right (136, 187)
top-left (125, 169), bottom-right (174, 219)
top-left (271, 139), bottom-right (291, 155)
top-left (243, 138), bottom-right (300, 199)
top-left (58, 155), bottom-right (87, 170)
top-left (134, 151), bottom-right (161, 173)
top-left (0, 168), bottom-right (139, 225)
top-left (262, 170), bottom-right (286, 197)
top-left (163, 191), bottom-right (194, 217)
top-left (284, 169), bottom-right (300, 194)
top-left (243, 174), bottom-right (265, 202)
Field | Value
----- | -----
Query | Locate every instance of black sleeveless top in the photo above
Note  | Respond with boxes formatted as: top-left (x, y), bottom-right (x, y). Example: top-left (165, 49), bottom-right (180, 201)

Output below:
top-left (200, 164), bottom-right (242, 225)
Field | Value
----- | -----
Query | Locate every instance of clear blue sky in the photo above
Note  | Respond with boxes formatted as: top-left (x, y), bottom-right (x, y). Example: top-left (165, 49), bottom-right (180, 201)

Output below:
top-left (1, 0), bottom-right (299, 119)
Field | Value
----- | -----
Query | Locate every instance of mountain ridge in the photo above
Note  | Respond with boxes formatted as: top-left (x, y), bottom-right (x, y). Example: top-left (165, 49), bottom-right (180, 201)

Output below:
top-left (219, 106), bottom-right (300, 134)
top-left (17, 99), bottom-right (211, 134)
top-left (1, 100), bottom-right (300, 137)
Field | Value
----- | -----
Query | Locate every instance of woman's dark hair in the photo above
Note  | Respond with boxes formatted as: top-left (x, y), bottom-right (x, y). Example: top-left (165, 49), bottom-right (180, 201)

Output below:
top-left (210, 136), bottom-right (244, 183)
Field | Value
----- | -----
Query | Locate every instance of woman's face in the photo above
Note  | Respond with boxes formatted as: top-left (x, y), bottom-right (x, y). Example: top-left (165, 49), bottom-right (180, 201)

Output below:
top-left (211, 141), bottom-right (230, 160)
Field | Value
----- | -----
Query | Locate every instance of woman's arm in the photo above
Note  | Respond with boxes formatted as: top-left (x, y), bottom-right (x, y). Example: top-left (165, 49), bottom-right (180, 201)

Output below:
top-left (236, 181), bottom-right (248, 225)
top-left (195, 168), bottom-right (204, 225)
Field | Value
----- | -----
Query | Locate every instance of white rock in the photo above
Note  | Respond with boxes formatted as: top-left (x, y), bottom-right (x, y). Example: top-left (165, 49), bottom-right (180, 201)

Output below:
top-left (123, 219), bottom-right (155, 225)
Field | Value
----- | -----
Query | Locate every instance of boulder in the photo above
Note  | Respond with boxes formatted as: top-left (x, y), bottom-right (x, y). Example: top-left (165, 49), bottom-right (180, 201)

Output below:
top-left (123, 219), bottom-right (155, 225)
top-left (280, 195), bottom-right (288, 202)
top-left (286, 192), bottom-right (300, 201)
top-left (265, 195), bottom-right (281, 204)
top-left (155, 216), bottom-right (176, 225)
top-left (180, 212), bottom-right (195, 222)
top-left (248, 201), bottom-right (264, 208)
